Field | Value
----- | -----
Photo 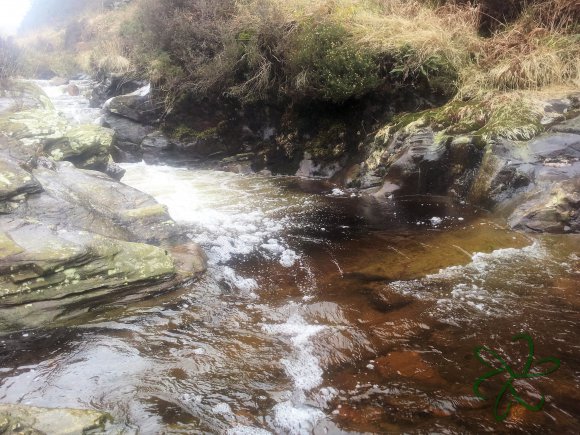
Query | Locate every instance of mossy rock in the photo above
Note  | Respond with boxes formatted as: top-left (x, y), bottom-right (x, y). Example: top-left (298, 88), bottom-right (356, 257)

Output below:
top-left (0, 110), bottom-right (115, 170)
top-left (0, 81), bottom-right (54, 115)
top-left (0, 222), bottom-right (176, 305)
top-left (0, 158), bottom-right (42, 203)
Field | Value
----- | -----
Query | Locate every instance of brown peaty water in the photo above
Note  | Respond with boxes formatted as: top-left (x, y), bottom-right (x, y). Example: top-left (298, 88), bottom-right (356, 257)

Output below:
top-left (0, 163), bottom-right (578, 435)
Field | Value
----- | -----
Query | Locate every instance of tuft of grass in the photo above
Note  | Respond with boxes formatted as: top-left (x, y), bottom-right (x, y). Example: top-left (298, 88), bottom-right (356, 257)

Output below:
top-left (388, 92), bottom-right (545, 147)
top-left (460, 26), bottom-right (580, 95)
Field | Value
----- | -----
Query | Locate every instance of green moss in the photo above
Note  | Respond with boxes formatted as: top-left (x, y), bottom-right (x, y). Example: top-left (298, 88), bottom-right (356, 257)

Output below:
top-left (385, 96), bottom-right (543, 148)
top-left (0, 232), bottom-right (23, 258)
top-left (168, 124), bottom-right (218, 142)
top-left (121, 204), bottom-right (168, 220)
top-left (304, 122), bottom-right (348, 160)
top-left (290, 21), bottom-right (381, 102)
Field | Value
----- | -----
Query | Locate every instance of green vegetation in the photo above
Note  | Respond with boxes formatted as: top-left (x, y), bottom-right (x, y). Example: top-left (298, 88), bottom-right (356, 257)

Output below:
top-left (10, 0), bottom-right (579, 156)
top-left (290, 21), bottom-right (381, 102)
top-left (15, 0), bottom-right (579, 103)
top-left (379, 92), bottom-right (545, 151)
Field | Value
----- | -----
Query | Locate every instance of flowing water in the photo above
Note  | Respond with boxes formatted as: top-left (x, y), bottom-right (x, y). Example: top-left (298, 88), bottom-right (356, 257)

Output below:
top-left (0, 82), bottom-right (578, 434)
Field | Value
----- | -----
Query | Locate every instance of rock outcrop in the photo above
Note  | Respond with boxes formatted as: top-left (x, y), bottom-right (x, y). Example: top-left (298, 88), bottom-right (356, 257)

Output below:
top-left (355, 93), bottom-right (580, 234)
top-left (0, 82), bottom-right (206, 331)
top-left (0, 107), bottom-right (115, 174)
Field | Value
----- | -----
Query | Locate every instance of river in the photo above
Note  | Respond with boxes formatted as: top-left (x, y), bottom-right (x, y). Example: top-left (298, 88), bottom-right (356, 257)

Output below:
top-left (0, 81), bottom-right (578, 434)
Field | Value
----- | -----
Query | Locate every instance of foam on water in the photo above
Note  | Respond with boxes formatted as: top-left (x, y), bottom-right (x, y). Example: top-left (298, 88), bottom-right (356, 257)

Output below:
top-left (36, 80), bottom-right (102, 125)
top-left (262, 314), bottom-right (328, 433)
top-left (389, 241), bottom-right (549, 320)
top-left (227, 426), bottom-right (273, 435)
top-left (121, 163), bottom-right (330, 431)
top-left (263, 315), bottom-right (325, 391)
top-left (121, 163), bottom-right (302, 270)
top-left (272, 401), bottom-right (325, 435)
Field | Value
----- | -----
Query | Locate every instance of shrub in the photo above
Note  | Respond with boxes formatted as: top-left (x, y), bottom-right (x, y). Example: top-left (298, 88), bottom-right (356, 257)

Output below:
top-left (289, 20), bottom-right (381, 102)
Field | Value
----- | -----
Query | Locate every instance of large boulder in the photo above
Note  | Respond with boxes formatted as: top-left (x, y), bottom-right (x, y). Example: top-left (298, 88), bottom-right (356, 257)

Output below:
top-left (0, 80), bottom-right (207, 331)
top-left (23, 161), bottom-right (183, 245)
top-left (102, 113), bottom-right (153, 162)
top-left (0, 81), bottom-right (54, 115)
top-left (509, 179), bottom-right (580, 233)
top-left (357, 94), bottom-right (580, 234)
top-left (359, 122), bottom-right (481, 197)
top-left (89, 74), bottom-right (146, 108)
top-left (0, 152), bottom-right (206, 331)
top-left (469, 118), bottom-right (580, 233)
top-left (0, 220), bottom-right (175, 305)
top-left (104, 84), bottom-right (162, 124)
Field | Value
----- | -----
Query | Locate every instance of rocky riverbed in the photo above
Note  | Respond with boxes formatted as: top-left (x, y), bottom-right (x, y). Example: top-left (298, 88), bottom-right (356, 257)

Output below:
top-left (0, 81), bottom-right (206, 332)
top-left (0, 78), bottom-right (578, 434)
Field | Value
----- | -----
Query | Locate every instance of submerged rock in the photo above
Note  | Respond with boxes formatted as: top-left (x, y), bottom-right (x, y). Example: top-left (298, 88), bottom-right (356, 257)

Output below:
top-left (0, 404), bottom-right (112, 435)
top-left (375, 351), bottom-right (446, 386)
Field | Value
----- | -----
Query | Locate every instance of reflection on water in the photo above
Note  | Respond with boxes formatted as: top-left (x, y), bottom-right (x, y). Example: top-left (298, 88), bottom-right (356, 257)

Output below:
top-left (0, 163), bottom-right (578, 434)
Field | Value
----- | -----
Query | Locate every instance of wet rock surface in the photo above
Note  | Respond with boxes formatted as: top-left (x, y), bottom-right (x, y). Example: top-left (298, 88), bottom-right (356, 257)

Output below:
top-left (0, 108), bottom-right (114, 172)
top-left (104, 84), bottom-right (161, 124)
top-left (0, 404), bottom-right (114, 435)
top-left (0, 153), bottom-right (206, 330)
top-left (356, 95), bottom-right (580, 234)
top-left (0, 81), bottom-right (54, 115)
top-left (89, 74), bottom-right (146, 109)
top-left (0, 82), bottom-right (206, 331)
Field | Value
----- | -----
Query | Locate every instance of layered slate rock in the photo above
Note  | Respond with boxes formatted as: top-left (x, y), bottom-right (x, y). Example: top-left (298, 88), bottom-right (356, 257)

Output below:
top-left (0, 220), bottom-right (175, 305)
top-left (25, 161), bottom-right (180, 245)
top-left (0, 81), bottom-right (54, 115)
top-left (0, 108), bottom-right (115, 172)
top-left (357, 94), bottom-right (580, 234)
top-left (0, 156), bottom-right (206, 330)
top-left (0, 81), bottom-right (207, 331)
top-left (0, 158), bottom-right (42, 213)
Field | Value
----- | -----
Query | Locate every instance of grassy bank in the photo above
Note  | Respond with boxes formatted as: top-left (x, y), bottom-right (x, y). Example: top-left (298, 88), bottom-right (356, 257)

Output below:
top-left (11, 0), bottom-right (580, 149)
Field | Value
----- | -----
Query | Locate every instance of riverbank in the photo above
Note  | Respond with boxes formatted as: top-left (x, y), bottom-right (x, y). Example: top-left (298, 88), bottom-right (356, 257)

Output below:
top-left (0, 80), bottom-right (206, 332)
